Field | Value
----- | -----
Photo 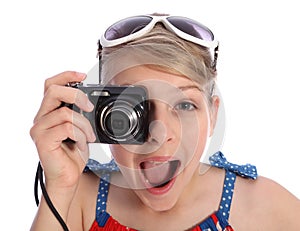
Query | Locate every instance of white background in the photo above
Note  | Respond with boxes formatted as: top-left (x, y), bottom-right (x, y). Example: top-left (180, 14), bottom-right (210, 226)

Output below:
top-left (1, 0), bottom-right (299, 229)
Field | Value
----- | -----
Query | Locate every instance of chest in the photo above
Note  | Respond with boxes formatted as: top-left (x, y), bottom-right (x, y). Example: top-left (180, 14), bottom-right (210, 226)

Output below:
top-left (106, 188), bottom-right (222, 231)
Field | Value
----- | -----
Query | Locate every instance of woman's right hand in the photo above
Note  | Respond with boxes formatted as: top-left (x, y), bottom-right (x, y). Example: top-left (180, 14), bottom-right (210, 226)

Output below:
top-left (30, 71), bottom-right (96, 191)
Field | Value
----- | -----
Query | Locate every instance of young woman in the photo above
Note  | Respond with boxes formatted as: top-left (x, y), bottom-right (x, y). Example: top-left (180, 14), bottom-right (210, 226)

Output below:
top-left (30, 14), bottom-right (300, 231)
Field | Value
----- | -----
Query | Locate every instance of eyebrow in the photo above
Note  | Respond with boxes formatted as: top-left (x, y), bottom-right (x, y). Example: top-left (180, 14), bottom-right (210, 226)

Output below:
top-left (120, 82), bottom-right (204, 93)
top-left (178, 85), bottom-right (203, 92)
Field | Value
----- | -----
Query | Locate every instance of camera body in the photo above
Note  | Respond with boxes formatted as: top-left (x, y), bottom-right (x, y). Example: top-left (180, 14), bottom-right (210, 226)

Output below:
top-left (66, 82), bottom-right (149, 144)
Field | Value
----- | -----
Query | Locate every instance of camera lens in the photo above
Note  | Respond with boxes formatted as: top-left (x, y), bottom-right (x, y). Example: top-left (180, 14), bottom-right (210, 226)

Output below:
top-left (105, 110), bottom-right (131, 137)
top-left (100, 100), bottom-right (140, 141)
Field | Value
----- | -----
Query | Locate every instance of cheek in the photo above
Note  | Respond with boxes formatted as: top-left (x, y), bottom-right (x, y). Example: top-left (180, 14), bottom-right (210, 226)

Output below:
top-left (179, 113), bottom-right (210, 159)
top-left (109, 145), bottom-right (133, 167)
top-left (181, 112), bottom-right (209, 140)
top-left (109, 144), bottom-right (146, 189)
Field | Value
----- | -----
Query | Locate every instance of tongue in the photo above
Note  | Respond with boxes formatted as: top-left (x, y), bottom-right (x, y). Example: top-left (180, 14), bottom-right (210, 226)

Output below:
top-left (142, 161), bottom-right (172, 186)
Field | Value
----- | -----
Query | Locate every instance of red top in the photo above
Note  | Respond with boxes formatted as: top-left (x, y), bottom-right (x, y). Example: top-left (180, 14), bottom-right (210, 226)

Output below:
top-left (89, 212), bottom-right (234, 231)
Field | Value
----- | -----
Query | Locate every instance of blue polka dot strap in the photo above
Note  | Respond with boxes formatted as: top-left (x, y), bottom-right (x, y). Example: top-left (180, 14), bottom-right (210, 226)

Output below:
top-left (219, 171), bottom-right (236, 221)
top-left (209, 151), bottom-right (258, 180)
top-left (95, 173), bottom-right (110, 219)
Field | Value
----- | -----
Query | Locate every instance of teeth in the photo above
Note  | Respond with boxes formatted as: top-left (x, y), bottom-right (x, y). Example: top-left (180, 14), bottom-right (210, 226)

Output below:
top-left (149, 161), bottom-right (167, 165)
top-left (141, 160), bottom-right (171, 168)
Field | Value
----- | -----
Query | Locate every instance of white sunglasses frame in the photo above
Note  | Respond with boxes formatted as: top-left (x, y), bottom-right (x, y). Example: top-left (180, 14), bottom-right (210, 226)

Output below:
top-left (100, 15), bottom-right (219, 50)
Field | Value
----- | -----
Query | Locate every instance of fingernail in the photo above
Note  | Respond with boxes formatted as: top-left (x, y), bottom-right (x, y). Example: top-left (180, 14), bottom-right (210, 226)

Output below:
top-left (87, 100), bottom-right (94, 111)
top-left (76, 72), bottom-right (87, 80)
top-left (91, 132), bottom-right (97, 142)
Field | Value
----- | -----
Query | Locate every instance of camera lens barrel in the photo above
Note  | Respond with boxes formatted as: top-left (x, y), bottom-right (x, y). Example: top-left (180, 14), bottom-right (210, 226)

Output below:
top-left (100, 100), bottom-right (141, 141)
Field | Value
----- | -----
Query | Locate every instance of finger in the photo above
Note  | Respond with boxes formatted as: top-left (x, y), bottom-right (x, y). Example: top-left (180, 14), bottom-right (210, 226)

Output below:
top-left (33, 122), bottom-right (88, 154)
top-left (44, 71), bottom-right (86, 94)
top-left (33, 123), bottom-right (89, 177)
top-left (32, 106), bottom-right (96, 142)
top-left (34, 85), bottom-right (94, 123)
top-left (66, 125), bottom-right (89, 154)
top-left (61, 141), bottom-right (89, 172)
top-left (32, 122), bottom-right (75, 154)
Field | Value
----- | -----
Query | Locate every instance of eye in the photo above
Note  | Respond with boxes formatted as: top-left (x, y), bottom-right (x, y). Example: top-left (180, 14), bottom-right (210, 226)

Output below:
top-left (174, 101), bottom-right (197, 111)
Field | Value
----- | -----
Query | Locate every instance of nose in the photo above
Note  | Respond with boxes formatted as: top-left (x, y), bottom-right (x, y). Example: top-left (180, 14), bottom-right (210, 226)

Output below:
top-left (147, 101), bottom-right (176, 145)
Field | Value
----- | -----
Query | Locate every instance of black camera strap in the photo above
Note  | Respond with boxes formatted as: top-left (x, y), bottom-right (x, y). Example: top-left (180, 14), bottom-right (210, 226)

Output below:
top-left (97, 40), bottom-right (103, 84)
top-left (34, 162), bottom-right (69, 231)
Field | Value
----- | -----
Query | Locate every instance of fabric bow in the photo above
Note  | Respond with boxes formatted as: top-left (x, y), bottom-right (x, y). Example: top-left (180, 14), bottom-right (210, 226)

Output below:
top-left (209, 151), bottom-right (258, 180)
top-left (84, 159), bottom-right (120, 173)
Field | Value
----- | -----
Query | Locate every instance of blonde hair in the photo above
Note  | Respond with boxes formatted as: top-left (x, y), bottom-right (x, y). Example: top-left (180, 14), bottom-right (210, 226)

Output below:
top-left (100, 23), bottom-right (217, 103)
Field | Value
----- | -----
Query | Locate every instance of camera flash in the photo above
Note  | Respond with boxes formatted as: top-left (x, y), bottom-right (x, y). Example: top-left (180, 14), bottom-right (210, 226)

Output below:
top-left (91, 90), bottom-right (110, 97)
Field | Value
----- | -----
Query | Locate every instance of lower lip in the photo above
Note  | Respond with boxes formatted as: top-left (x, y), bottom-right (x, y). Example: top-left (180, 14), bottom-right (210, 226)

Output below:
top-left (145, 176), bottom-right (177, 195)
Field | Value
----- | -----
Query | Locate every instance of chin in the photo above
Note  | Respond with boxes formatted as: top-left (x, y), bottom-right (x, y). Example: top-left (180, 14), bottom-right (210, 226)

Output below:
top-left (134, 176), bottom-right (184, 213)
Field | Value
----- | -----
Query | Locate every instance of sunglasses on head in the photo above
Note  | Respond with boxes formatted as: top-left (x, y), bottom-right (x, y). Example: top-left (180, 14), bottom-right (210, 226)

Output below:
top-left (99, 14), bottom-right (219, 70)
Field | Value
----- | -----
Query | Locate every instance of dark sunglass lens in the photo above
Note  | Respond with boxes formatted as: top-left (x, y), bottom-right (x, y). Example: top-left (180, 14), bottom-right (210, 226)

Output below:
top-left (105, 16), bottom-right (153, 41)
top-left (167, 16), bottom-right (214, 41)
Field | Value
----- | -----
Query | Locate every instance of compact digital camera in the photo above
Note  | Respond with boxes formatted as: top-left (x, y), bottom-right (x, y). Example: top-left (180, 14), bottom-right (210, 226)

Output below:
top-left (65, 82), bottom-right (149, 144)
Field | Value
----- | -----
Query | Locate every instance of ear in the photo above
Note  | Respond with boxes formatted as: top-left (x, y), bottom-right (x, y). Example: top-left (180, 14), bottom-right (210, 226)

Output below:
top-left (209, 95), bottom-right (220, 137)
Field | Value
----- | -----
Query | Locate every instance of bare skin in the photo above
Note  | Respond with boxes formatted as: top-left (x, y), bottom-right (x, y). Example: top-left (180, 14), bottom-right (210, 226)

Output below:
top-left (30, 70), bottom-right (300, 231)
top-left (68, 166), bottom-right (300, 231)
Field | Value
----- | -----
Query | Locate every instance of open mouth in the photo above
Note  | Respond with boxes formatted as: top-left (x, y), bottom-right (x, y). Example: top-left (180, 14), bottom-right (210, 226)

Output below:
top-left (140, 159), bottom-right (180, 189)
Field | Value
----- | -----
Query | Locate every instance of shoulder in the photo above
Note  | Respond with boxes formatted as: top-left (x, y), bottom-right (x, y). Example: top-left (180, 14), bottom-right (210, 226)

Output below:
top-left (231, 175), bottom-right (300, 229)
